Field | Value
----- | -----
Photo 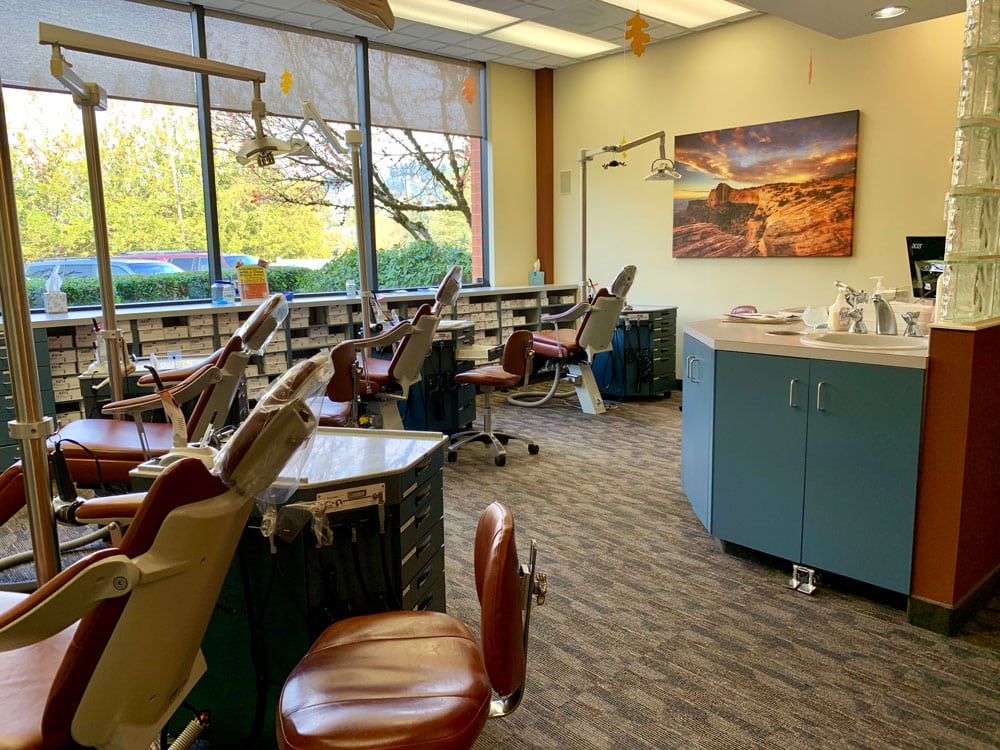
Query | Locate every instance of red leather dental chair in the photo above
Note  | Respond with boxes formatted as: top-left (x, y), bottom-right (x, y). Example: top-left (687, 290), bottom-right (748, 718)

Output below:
top-left (508, 265), bottom-right (636, 415)
top-left (277, 500), bottom-right (546, 750)
top-left (0, 294), bottom-right (288, 529)
top-left (318, 265), bottom-right (462, 429)
top-left (0, 350), bottom-right (329, 749)
top-left (448, 329), bottom-right (538, 466)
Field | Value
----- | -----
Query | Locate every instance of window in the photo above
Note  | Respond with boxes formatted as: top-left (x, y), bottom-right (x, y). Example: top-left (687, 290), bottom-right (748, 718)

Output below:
top-left (1, 0), bottom-right (489, 308)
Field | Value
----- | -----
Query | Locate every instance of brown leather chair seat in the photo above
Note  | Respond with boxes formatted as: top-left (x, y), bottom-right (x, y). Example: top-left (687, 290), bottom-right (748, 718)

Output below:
top-left (277, 502), bottom-right (542, 750)
top-left (530, 326), bottom-right (582, 360)
top-left (53, 419), bottom-right (175, 485)
top-left (278, 611), bottom-right (491, 750)
top-left (318, 399), bottom-right (352, 428)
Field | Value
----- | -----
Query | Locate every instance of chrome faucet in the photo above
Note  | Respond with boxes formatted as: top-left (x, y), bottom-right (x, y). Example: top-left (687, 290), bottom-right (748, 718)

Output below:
top-left (901, 311), bottom-right (923, 337)
top-left (872, 294), bottom-right (897, 335)
top-left (835, 281), bottom-right (869, 333)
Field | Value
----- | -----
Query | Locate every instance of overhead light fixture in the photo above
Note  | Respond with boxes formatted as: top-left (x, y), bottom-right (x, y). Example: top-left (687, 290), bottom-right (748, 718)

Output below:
top-left (391, 0), bottom-right (517, 33)
top-left (870, 6), bottom-right (909, 19)
top-left (578, 131), bottom-right (677, 298)
top-left (487, 21), bottom-right (620, 58)
top-left (324, 0), bottom-right (395, 30)
top-left (600, 0), bottom-right (750, 28)
top-left (237, 82), bottom-right (310, 167)
top-left (646, 158), bottom-right (682, 181)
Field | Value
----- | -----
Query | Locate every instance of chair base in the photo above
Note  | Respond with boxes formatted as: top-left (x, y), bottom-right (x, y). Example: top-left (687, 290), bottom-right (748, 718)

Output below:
top-left (448, 429), bottom-right (539, 467)
top-left (449, 389), bottom-right (538, 467)
top-left (507, 362), bottom-right (607, 415)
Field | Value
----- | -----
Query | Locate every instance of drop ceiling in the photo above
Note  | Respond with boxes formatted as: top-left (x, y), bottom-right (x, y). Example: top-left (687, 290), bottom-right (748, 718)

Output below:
top-left (186, 0), bottom-right (966, 69)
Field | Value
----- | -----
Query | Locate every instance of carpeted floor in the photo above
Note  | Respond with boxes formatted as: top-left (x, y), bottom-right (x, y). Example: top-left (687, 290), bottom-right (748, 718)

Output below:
top-left (0, 391), bottom-right (997, 748)
top-left (443, 391), bottom-right (1000, 750)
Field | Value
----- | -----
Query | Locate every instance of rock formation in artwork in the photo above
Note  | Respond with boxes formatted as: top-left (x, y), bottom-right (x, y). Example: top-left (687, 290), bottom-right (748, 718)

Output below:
top-left (673, 173), bottom-right (856, 258)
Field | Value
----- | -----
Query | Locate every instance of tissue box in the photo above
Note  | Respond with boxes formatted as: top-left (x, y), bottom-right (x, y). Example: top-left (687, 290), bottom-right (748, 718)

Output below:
top-left (44, 292), bottom-right (67, 314)
top-left (528, 271), bottom-right (545, 286)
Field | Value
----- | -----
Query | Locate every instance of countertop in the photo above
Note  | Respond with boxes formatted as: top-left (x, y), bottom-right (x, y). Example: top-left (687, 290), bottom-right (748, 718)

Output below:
top-left (684, 318), bottom-right (929, 369)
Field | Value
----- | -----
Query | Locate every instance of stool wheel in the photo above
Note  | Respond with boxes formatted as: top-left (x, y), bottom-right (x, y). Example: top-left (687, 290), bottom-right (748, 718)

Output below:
top-left (494, 454), bottom-right (507, 467)
top-left (447, 450), bottom-right (458, 462)
top-left (528, 443), bottom-right (539, 455)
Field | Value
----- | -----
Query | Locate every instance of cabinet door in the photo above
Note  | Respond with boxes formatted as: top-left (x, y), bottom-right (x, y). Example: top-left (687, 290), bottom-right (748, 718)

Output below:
top-left (712, 351), bottom-right (810, 560)
top-left (801, 361), bottom-right (924, 593)
top-left (680, 335), bottom-right (715, 531)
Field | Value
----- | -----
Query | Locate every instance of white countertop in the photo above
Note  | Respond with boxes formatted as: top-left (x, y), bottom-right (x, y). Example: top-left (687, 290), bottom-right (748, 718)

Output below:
top-left (684, 318), bottom-right (929, 369)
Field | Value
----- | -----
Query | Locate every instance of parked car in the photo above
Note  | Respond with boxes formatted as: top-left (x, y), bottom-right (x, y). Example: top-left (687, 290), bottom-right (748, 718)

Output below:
top-left (115, 250), bottom-right (258, 273)
top-left (25, 257), bottom-right (184, 279)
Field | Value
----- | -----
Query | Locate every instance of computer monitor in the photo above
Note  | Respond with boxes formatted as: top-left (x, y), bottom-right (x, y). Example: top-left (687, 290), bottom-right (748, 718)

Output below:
top-left (906, 236), bottom-right (945, 299)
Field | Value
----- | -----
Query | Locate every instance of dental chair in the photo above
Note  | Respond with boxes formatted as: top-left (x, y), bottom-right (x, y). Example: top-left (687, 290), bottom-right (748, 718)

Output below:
top-left (318, 266), bottom-right (461, 430)
top-left (0, 350), bottom-right (330, 750)
top-left (0, 294), bottom-right (287, 529)
top-left (448, 329), bottom-right (538, 466)
top-left (508, 265), bottom-right (636, 415)
top-left (277, 500), bottom-right (546, 750)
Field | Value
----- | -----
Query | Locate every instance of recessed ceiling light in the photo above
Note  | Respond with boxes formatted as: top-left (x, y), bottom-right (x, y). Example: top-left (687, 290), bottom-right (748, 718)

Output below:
top-left (600, 0), bottom-right (749, 29)
top-left (870, 6), bottom-right (909, 20)
top-left (391, 0), bottom-right (517, 34)
top-left (486, 22), bottom-right (620, 58)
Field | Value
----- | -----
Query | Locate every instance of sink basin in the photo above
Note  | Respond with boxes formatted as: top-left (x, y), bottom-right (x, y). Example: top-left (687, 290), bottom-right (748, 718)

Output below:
top-left (800, 332), bottom-right (929, 351)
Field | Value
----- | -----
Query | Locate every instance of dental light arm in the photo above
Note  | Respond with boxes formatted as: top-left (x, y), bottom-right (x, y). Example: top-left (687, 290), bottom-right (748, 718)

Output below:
top-left (297, 100), bottom-right (347, 155)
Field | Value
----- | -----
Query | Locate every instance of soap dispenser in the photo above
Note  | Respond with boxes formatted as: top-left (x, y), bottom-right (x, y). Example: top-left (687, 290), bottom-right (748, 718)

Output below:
top-left (828, 286), bottom-right (849, 331)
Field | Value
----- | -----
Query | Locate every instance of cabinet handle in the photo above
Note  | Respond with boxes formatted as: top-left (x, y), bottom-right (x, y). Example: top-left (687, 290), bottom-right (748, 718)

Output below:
top-left (686, 355), bottom-right (700, 383)
top-left (788, 378), bottom-right (799, 408)
top-left (816, 381), bottom-right (827, 411)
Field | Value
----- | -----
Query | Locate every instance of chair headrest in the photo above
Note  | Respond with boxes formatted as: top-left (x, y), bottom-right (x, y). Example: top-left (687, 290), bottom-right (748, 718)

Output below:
top-left (235, 293), bottom-right (290, 355)
top-left (435, 265), bottom-right (463, 310)
top-left (610, 265), bottom-right (637, 299)
top-left (213, 350), bottom-right (332, 500)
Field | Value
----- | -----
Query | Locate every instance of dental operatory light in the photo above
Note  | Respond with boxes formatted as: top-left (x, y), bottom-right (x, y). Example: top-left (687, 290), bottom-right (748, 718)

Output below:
top-left (236, 82), bottom-right (310, 167)
top-left (578, 129), bottom-right (677, 300)
top-left (870, 6), bottom-right (909, 19)
top-left (646, 157), bottom-right (682, 181)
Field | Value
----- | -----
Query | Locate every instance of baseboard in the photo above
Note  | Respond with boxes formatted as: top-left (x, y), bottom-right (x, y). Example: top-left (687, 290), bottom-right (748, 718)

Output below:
top-left (908, 562), bottom-right (1000, 635)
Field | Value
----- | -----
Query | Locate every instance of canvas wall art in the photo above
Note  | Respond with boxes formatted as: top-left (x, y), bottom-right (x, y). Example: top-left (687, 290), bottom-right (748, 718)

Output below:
top-left (672, 110), bottom-right (859, 258)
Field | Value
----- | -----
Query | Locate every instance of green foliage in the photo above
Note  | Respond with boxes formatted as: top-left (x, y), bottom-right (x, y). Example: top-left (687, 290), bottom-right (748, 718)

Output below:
top-left (376, 241), bottom-right (472, 289)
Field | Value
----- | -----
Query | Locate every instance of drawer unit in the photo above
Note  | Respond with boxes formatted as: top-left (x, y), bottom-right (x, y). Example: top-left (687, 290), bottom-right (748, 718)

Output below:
top-left (595, 305), bottom-right (677, 400)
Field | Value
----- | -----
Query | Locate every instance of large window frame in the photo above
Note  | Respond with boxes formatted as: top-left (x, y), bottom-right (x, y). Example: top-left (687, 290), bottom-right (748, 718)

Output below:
top-left (1, 0), bottom-right (490, 310)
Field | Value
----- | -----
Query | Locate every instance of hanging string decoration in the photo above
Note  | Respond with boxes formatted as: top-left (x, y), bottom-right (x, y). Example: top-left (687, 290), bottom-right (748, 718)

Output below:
top-left (280, 69), bottom-right (294, 95)
top-left (625, 11), bottom-right (650, 57)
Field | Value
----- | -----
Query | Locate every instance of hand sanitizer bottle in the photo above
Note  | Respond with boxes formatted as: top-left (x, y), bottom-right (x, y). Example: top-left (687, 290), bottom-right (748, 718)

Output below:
top-left (828, 288), bottom-right (849, 331)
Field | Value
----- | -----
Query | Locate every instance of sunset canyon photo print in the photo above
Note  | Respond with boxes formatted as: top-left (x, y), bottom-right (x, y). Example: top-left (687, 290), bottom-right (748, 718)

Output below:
top-left (672, 110), bottom-right (859, 258)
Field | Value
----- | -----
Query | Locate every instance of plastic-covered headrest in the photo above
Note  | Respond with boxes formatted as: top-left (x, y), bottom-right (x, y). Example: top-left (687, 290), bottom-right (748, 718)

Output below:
top-left (235, 293), bottom-right (290, 355)
top-left (610, 265), bottom-right (637, 299)
top-left (212, 350), bottom-right (332, 502)
top-left (435, 265), bottom-right (463, 310)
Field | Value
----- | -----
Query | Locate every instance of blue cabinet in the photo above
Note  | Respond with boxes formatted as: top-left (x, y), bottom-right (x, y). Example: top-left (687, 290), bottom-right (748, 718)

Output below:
top-left (682, 344), bottom-right (924, 594)
top-left (680, 334), bottom-right (715, 530)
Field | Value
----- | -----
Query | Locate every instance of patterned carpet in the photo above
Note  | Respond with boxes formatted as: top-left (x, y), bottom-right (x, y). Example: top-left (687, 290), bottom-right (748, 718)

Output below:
top-left (443, 391), bottom-right (1000, 750)
top-left (0, 391), bottom-right (997, 748)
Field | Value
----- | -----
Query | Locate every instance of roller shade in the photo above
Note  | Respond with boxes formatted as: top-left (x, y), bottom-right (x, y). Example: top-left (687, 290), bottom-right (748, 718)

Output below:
top-left (204, 13), bottom-right (358, 124)
top-left (0, 0), bottom-right (196, 105)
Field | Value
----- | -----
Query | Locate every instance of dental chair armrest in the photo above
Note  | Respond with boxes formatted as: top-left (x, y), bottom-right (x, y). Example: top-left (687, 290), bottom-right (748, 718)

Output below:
top-left (102, 365), bottom-right (223, 418)
top-left (352, 322), bottom-right (415, 352)
top-left (541, 302), bottom-right (591, 325)
top-left (136, 348), bottom-right (224, 387)
top-left (0, 550), bottom-right (138, 651)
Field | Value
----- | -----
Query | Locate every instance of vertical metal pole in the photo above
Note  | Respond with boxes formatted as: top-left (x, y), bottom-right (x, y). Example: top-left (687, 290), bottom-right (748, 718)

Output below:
top-left (78, 94), bottom-right (125, 406)
top-left (191, 5), bottom-right (224, 284)
top-left (0, 84), bottom-right (60, 582)
top-left (348, 131), bottom-right (372, 338)
top-left (579, 151), bottom-right (589, 303)
top-left (354, 37), bottom-right (378, 313)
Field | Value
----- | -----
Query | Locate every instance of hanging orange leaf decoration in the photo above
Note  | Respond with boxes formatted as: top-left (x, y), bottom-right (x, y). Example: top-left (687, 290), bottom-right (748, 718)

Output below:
top-left (625, 11), bottom-right (650, 57)
top-left (462, 75), bottom-right (477, 104)
top-left (280, 69), bottom-right (293, 95)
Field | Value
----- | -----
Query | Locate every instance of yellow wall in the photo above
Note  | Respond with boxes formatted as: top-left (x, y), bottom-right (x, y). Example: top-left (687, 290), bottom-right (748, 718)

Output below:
top-left (486, 62), bottom-right (539, 286)
top-left (546, 13), bottom-right (963, 326)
